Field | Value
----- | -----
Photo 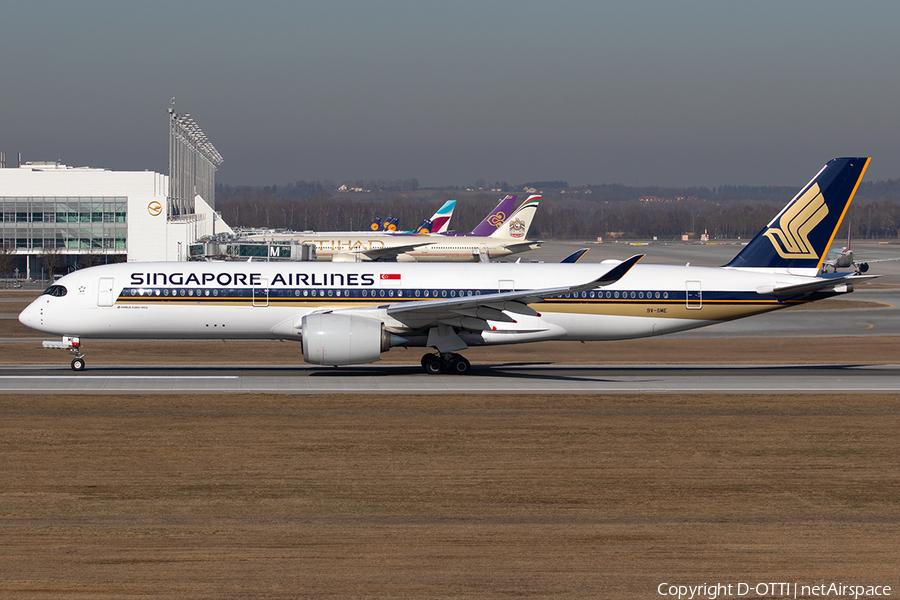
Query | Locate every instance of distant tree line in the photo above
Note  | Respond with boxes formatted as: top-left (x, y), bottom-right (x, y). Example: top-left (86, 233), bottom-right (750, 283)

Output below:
top-left (214, 178), bottom-right (900, 240)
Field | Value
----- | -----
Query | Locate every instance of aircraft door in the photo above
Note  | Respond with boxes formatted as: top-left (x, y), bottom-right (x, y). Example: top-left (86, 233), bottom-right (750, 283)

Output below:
top-left (498, 279), bottom-right (515, 292)
top-left (98, 277), bottom-right (115, 307)
top-left (253, 278), bottom-right (269, 307)
top-left (686, 280), bottom-right (702, 309)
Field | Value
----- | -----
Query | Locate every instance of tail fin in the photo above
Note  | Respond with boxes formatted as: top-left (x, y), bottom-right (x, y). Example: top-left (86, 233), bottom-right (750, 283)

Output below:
top-left (725, 157), bottom-right (870, 274)
top-left (414, 218), bottom-right (433, 234)
top-left (428, 200), bottom-right (456, 233)
top-left (470, 195), bottom-right (517, 236)
top-left (489, 195), bottom-right (541, 240)
top-left (384, 217), bottom-right (398, 232)
top-left (369, 217), bottom-right (383, 231)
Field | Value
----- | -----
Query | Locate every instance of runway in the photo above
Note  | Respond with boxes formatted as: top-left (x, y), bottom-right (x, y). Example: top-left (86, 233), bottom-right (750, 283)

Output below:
top-left (3, 362), bottom-right (900, 394)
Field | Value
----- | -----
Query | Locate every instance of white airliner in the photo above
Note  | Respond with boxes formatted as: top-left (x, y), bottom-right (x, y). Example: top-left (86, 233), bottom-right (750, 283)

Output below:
top-left (821, 224), bottom-right (900, 274)
top-left (242, 195), bottom-right (541, 262)
top-left (20, 158), bottom-right (875, 375)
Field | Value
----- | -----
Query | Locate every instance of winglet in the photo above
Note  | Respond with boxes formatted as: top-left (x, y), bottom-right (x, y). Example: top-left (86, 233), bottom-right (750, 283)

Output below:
top-left (561, 248), bottom-right (590, 263)
top-left (592, 254), bottom-right (643, 287)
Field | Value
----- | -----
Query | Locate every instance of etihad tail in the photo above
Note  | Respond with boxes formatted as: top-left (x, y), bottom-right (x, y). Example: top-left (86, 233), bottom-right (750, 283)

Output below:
top-left (725, 157), bottom-right (870, 275)
top-left (470, 195), bottom-right (517, 236)
top-left (489, 195), bottom-right (541, 240)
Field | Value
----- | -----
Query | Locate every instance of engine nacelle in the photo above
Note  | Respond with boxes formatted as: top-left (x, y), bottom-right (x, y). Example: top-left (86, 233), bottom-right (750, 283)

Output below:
top-left (301, 313), bottom-right (395, 365)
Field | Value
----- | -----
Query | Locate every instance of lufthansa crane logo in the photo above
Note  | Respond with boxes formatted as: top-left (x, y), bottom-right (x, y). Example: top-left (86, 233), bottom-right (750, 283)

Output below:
top-left (147, 201), bottom-right (163, 217)
top-left (763, 183), bottom-right (828, 259)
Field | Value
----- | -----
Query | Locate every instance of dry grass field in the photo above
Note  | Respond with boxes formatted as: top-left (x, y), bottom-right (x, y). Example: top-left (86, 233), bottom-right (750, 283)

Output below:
top-left (2, 290), bottom-right (899, 598)
top-left (0, 393), bottom-right (897, 599)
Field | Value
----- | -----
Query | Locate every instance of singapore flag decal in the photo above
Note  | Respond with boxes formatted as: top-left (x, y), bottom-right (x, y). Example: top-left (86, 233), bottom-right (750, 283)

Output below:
top-left (380, 273), bottom-right (401, 287)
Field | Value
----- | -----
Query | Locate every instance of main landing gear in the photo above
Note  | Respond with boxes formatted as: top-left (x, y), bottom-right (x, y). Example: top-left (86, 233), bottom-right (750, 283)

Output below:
top-left (421, 352), bottom-right (471, 375)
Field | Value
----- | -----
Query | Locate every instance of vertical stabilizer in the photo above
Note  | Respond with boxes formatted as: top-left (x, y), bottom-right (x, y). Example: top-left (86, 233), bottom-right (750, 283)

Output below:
top-left (725, 157), bottom-right (869, 274)
top-left (428, 200), bottom-right (456, 233)
top-left (469, 195), bottom-right (518, 236)
top-left (489, 195), bottom-right (541, 240)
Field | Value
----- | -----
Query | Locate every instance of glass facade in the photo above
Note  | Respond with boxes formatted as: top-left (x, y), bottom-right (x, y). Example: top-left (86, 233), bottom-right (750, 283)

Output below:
top-left (0, 196), bottom-right (127, 251)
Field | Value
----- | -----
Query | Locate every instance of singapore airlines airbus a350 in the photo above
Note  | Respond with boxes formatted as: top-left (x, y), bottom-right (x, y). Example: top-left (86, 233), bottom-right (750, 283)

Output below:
top-left (19, 158), bottom-right (875, 375)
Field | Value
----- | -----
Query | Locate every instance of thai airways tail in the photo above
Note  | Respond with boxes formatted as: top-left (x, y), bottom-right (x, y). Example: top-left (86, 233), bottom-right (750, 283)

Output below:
top-left (469, 195), bottom-right (518, 236)
top-left (489, 195), bottom-right (541, 240)
top-left (725, 157), bottom-right (870, 275)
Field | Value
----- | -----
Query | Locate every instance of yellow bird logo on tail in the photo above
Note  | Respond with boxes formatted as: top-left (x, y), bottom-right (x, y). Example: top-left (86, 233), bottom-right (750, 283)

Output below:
top-left (763, 183), bottom-right (828, 260)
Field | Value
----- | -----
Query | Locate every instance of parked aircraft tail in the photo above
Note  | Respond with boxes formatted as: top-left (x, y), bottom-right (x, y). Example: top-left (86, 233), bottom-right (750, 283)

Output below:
top-left (489, 195), bottom-right (541, 240)
top-left (725, 157), bottom-right (870, 275)
top-left (369, 217), bottom-right (383, 231)
top-left (470, 195), bottom-right (518, 236)
top-left (414, 219), bottom-right (434, 234)
top-left (428, 200), bottom-right (456, 233)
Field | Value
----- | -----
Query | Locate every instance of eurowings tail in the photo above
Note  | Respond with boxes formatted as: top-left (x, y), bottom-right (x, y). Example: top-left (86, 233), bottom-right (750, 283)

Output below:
top-left (468, 195), bottom-right (518, 236)
top-left (428, 200), bottom-right (456, 233)
top-left (725, 157), bottom-right (870, 275)
top-left (489, 195), bottom-right (541, 240)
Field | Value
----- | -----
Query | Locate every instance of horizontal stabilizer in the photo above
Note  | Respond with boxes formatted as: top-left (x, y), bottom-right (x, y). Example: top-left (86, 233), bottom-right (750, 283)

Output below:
top-left (756, 273), bottom-right (880, 299)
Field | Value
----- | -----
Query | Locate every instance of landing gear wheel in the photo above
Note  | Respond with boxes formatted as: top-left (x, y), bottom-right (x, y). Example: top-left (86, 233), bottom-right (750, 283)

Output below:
top-left (422, 354), bottom-right (443, 375)
top-left (448, 355), bottom-right (471, 375)
top-left (71, 357), bottom-right (86, 371)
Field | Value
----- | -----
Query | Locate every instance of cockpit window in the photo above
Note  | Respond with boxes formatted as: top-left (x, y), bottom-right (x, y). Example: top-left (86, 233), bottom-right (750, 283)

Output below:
top-left (42, 285), bottom-right (68, 297)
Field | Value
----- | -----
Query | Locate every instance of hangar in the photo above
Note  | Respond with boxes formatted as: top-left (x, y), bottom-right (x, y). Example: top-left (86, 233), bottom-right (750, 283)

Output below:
top-left (0, 109), bottom-right (231, 282)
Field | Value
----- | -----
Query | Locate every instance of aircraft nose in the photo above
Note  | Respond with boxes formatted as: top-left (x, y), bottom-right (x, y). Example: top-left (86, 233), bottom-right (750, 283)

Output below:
top-left (18, 301), bottom-right (42, 332)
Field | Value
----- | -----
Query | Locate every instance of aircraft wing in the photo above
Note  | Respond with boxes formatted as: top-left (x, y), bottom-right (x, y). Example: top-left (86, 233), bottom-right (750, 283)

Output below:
top-left (384, 254), bottom-right (644, 326)
top-left (335, 240), bottom-right (432, 262)
top-left (757, 273), bottom-right (881, 299)
top-left (860, 257), bottom-right (900, 264)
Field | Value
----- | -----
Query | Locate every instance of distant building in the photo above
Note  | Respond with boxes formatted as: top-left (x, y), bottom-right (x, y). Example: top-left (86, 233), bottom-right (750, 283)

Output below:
top-left (0, 161), bottom-right (230, 280)
top-left (0, 108), bottom-right (228, 280)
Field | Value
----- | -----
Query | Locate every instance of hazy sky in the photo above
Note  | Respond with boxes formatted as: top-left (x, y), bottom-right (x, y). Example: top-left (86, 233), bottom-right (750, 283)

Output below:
top-left (2, 1), bottom-right (899, 188)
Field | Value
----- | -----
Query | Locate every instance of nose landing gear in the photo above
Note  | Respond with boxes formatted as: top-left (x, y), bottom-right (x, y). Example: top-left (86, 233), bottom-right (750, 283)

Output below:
top-left (420, 352), bottom-right (471, 375)
top-left (42, 336), bottom-right (86, 371)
